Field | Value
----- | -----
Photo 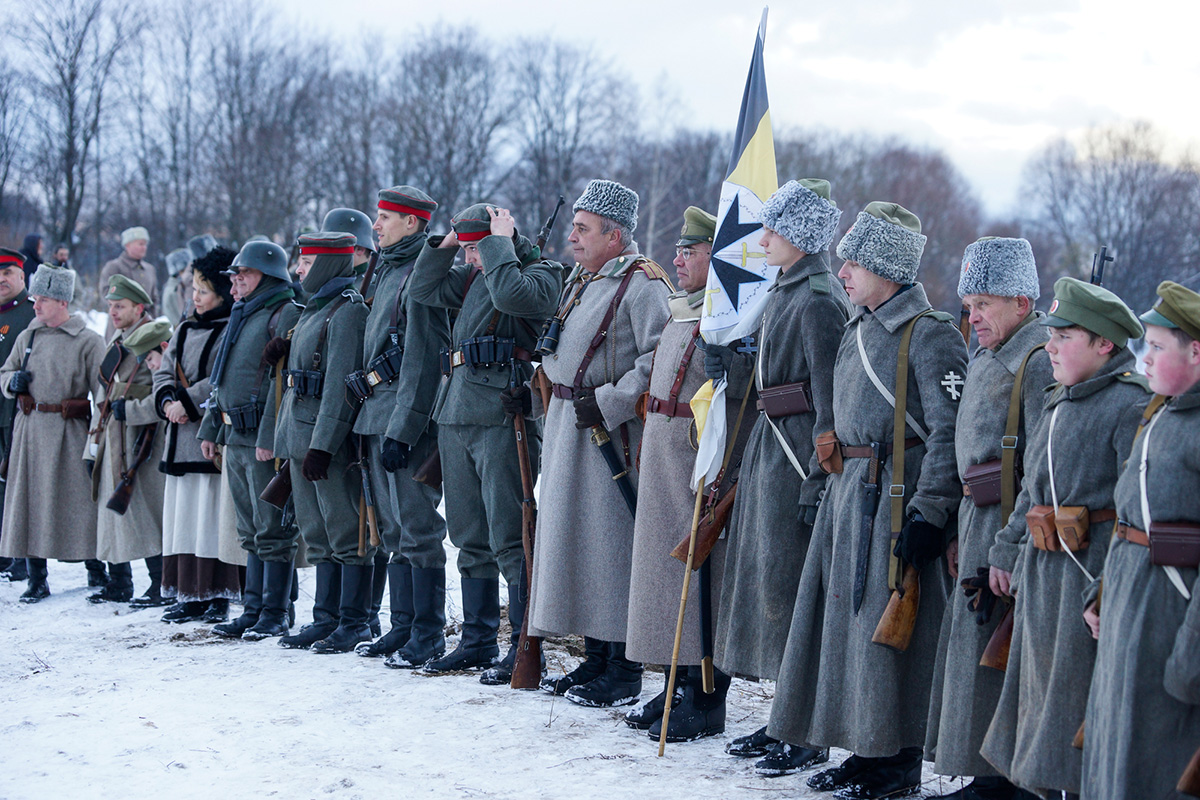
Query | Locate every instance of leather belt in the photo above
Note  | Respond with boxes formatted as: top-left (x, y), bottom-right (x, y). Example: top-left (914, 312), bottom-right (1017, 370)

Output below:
top-left (449, 346), bottom-right (534, 370)
top-left (645, 394), bottom-right (693, 418)
top-left (551, 383), bottom-right (597, 402)
top-left (33, 403), bottom-right (63, 413)
top-left (1089, 508), bottom-right (1118, 525)
top-left (840, 437), bottom-right (922, 459)
top-left (1115, 521), bottom-right (1148, 547)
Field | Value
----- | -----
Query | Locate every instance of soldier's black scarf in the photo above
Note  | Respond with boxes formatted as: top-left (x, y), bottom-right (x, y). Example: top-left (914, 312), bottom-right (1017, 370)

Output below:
top-left (209, 278), bottom-right (295, 388)
top-left (378, 230), bottom-right (427, 273)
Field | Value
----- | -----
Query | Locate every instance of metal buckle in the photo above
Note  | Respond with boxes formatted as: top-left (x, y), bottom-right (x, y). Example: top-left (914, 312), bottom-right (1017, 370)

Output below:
top-left (366, 371), bottom-right (382, 387)
top-left (451, 350), bottom-right (466, 368)
top-left (286, 373), bottom-right (296, 388)
top-left (888, 484), bottom-right (906, 498)
top-left (222, 412), bottom-right (233, 425)
top-left (1001, 435), bottom-right (1019, 449)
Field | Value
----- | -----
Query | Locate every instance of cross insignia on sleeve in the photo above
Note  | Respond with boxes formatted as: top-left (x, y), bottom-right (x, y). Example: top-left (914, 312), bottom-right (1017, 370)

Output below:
top-left (941, 370), bottom-right (964, 401)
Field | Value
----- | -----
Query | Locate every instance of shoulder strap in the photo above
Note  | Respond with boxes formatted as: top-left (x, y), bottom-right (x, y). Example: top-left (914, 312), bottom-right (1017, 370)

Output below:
top-left (667, 323), bottom-right (702, 403)
top-left (808, 272), bottom-right (831, 295)
top-left (1135, 393), bottom-right (1168, 440)
top-left (312, 297), bottom-right (348, 370)
top-left (888, 309), bottom-right (933, 589)
top-left (1000, 343), bottom-right (1045, 523)
top-left (573, 268), bottom-right (639, 391)
top-left (19, 329), bottom-right (35, 371)
top-left (266, 301), bottom-right (288, 339)
top-left (462, 264), bottom-right (483, 300)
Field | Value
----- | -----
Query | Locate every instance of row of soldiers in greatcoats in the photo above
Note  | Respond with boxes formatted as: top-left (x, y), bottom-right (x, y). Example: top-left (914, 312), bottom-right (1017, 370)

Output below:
top-left (1, 174), bottom-right (1197, 800)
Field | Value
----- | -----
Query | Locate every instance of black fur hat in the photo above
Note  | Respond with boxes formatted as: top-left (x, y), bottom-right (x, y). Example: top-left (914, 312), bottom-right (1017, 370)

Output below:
top-left (191, 245), bottom-right (236, 306)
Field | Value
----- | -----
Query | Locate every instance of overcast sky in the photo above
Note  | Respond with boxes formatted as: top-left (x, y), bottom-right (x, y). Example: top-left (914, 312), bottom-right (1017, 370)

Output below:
top-left (271, 0), bottom-right (1200, 217)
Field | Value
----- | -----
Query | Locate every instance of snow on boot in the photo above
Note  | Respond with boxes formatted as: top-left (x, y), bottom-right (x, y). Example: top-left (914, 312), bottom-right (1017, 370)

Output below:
top-left (2, 557), bottom-right (29, 582)
top-left (564, 641), bottom-right (643, 708)
top-left (831, 747), bottom-right (922, 799)
top-left (726, 725), bottom-right (778, 758)
top-left (385, 566), bottom-right (446, 668)
top-left (422, 577), bottom-right (499, 673)
top-left (89, 562), bottom-right (133, 603)
top-left (130, 555), bottom-right (173, 608)
top-left (19, 558), bottom-right (49, 604)
top-left (647, 666), bottom-right (730, 742)
top-left (625, 684), bottom-right (680, 730)
top-left (359, 562), bottom-right (413, 658)
top-left (808, 754), bottom-right (887, 792)
top-left (280, 562), bottom-right (340, 649)
top-left (541, 636), bottom-right (607, 695)
top-left (162, 601), bottom-right (207, 623)
top-left (754, 742), bottom-right (830, 777)
top-left (214, 553), bottom-right (264, 638)
top-left (201, 598), bottom-right (229, 623)
top-left (480, 577), bottom-right (538, 685)
top-left (243, 559), bottom-right (294, 640)
top-left (311, 563), bottom-right (374, 654)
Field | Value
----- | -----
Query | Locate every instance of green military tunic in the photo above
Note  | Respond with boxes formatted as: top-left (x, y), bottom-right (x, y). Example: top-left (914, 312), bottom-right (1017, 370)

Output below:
top-left (1082, 382), bottom-right (1200, 800)
top-left (274, 282), bottom-right (368, 565)
top-left (981, 349), bottom-right (1149, 796)
top-left (925, 313), bottom-right (1053, 777)
top-left (409, 232), bottom-right (562, 585)
top-left (769, 283), bottom-right (967, 756)
top-left (198, 279), bottom-right (301, 562)
top-left (351, 234), bottom-right (449, 568)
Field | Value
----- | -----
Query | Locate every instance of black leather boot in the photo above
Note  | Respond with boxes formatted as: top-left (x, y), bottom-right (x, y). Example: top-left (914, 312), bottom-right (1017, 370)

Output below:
top-left (808, 754), bottom-right (886, 792)
top-left (481, 572), bottom-right (544, 685)
top-left (727, 725), bottom-right (778, 758)
top-left (244, 559), bottom-right (294, 640)
top-left (565, 641), bottom-right (643, 708)
top-left (755, 741), bottom-right (830, 777)
top-left (422, 576), bottom-right (499, 672)
top-left (649, 666), bottom-right (731, 743)
top-left (2, 556), bottom-right (29, 582)
top-left (214, 553), bottom-right (264, 638)
top-left (625, 683), bottom-right (681, 730)
top-left (385, 566), bottom-right (446, 668)
top-left (201, 598), bottom-right (229, 623)
top-left (542, 636), bottom-right (607, 695)
top-left (162, 601), bottom-right (207, 623)
top-left (289, 567), bottom-right (299, 626)
top-left (312, 563), bottom-right (374, 653)
top-left (20, 558), bottom-right (49, 603)
top-left (368, 550), bottom-right (387, 637)
top-left (831, 747), bottom-right (923, 799)
top-left (359, 562), bottom-right (413, 657)
top-left (89, 562), bottom-right (133, 603)
top-left (927, 776), bottom-right (1026, 800)
top-left (131, 555), bottom-right (172, 608)
top-left (84, 559), bottom-right (108, 587)
top-left (280, 562), bottom-right (340, 648)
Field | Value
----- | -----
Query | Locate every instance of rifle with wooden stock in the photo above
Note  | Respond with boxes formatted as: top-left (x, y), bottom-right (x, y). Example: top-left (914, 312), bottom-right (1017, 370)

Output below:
top-left (105, 424), bottom-right (157, 515)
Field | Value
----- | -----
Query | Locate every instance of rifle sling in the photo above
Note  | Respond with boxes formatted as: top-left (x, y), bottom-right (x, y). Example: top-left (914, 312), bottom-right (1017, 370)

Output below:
top-left (889, 310), bottom-right (933, 590)
top-left (1000, 343), bottom-right (1045, 523)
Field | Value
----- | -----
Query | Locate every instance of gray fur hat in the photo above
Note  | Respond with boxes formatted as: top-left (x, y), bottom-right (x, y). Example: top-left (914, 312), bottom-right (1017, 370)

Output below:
top-left (29, 263), bottom-right (75, 302)
top-left (573, 179), bottom-right (638, 233)
top-left (836, 201), bottom-right (927, 284)
top-left (957, 236), bottom-right (1039, 300)
top-left (760, 179), bottom-right (842, 253)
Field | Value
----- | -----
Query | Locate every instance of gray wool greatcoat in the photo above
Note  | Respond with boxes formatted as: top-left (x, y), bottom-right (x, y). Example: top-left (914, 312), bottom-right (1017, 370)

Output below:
top-left (768, 283), bottom-right (967, 757)
top-left (714, 251), bottom-right (851, 681)
top-left (1082, 382), bottom-right (1200, 800)
top-left (91, 321), bottom-right (168, 563)
top-left (100, 253), bottom-right (159, 339)
top-left (980, 348), bottom-right (1149, 796)
top-left (625, 291), bottom-right (753, 666)
top-left (925, 313), bottom-right (1053, 777)
top-left (528, 252), bottom-right (672, 642)
top-left (0, 315), bottom-right (103, 560)
top-left (153, 310), bottom-right (228, 474)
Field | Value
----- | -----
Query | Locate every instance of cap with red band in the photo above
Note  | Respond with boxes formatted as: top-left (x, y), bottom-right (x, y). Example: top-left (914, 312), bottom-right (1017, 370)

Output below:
top-left (451, 203), bottom-right (496, 243)
top-left (0, 248), bottom-right (24, 269)
top-left (377, 185), bottom-right (437, 221)
top-left (296, 232), bottom-right (357, 256)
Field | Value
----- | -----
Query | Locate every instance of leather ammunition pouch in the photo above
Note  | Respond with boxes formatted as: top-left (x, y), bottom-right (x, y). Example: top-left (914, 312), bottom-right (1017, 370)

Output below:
top-left (1029, 505), bottom-right (1115, 552)
top-left (440, 336), bottom-right (522, 376)
top-left (1055, 506), bottom-right (1091, 551)
top-left (222, 402), bottom-right (262, 433)
top-left (366, 347), bottom-right (403, 385)
top-left (1027, 505), bottom-right (1059, 551)
top-left (1149, 521), bottom-right (1200, 568)
top-left (962, 459), bottom-right (1003, 507)
top-left (345, 370), bottom-right (372, 402)
top-left (816, 430), bottom-right (843, 475)
top-left (756, 381), bottom-right (813, 418)
top-left (61, 398), bottom-right (91, 420)
top-left (284, 369), bottom-right (323, 397)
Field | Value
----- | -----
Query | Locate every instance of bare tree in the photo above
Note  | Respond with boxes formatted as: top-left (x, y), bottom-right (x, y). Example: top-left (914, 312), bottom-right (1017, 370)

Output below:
top-left (0, 57), bottom-right (29, 215)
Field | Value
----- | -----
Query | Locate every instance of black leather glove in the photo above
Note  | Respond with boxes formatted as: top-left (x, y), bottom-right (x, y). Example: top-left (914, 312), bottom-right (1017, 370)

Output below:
top-left (701, 342), bottom-right (735, 381)
top-left (301, 448), bottom-right (332, 481)
top-left (960, 567), bottom-right (999, 625)
top-left (573, 394), bottom-right (604, 430)
top-left (499, 385), bottom-right (531, 419)
top-left (380, 438), bottom-right (409, 472)
top-left (894, 511), bottom-right (944, 572)
top-left (263, 336), bottom-right (290, 368)
top-left (798, 503), bottom-right (819, 530)
top-left (111, 398), bottom-right (127, 421)
top-left (8, 370), bottom-right (30, 394)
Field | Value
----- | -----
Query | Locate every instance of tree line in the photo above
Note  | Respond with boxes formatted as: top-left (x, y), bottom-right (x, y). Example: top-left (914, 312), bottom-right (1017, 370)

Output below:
top-left (2, 0), bottom-right (1197, 314)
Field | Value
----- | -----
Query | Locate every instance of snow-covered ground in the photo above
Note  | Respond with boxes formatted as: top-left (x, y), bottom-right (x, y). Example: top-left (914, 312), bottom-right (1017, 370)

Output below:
top-left (2, 553), bottom-right (966, 800)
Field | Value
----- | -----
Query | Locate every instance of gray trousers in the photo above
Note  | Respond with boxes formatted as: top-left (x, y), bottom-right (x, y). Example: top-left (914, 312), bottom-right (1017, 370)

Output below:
top-left (365, 432), bottom-right (445, 569)
top-left (224, 444), bottom-right (296, 562)
top-left (438, 422), bottom-right (537, 586)
top-left (292, 443), bottom-right (371, 565)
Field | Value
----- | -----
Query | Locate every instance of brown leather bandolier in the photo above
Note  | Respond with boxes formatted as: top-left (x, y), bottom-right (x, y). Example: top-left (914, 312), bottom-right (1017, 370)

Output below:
top-left (643, 322), bottom-right (700, 419)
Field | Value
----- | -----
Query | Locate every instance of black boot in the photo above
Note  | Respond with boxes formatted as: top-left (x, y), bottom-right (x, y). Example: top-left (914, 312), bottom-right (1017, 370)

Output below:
top-left (201, 598), bottom-right (229, 623)
top-left (359, 562), bottom-right (413, 657)
top-left (808, 754), bottom-right (885, 792)
top-left (831, 747), bottom-right (923, 799)
top-left (131, 555), bottom-right (172, 608)
top-left (422, 576), bottom-right (499, 672)
top-left (214, 553), bottom-right (264, 638)
top-left (84, 559), bottom-right (108, 587)
top-left (162, 601), bottom-right (207, 623)
top-left (2, 556), bottom-right (29, 582)
top-left (480, 573), bottom-right (542, 685)
top-left (89, 562), bottom-right (133, 603)
top-left (311, 563), bottom-right (374, 653)
top-left (755, 741), bottom-right (830, 777)
top-left (542, 636), bottom-right (608, 694)
top-left (565, 641), bottom-right (643, 708)
top-left (727, 725), bottom-right (778, 758)
top-left (927, 776), bottom-right (1025, 800)
top-left (649, 666), bottom-right (731, 743)
top-left (19, 558), bottom-right (49, 603)
top-left (625, 682), bottom-right (682, 730)
top-left (289, 568), bottom-right (299, 626)
top-left (386, 566), bottom-right (446, 668)
top-left (280, 563), bottom-right (340, 648)
top-left (368, 550), bottom-right (387, 638)
top-left (244, 560), bottom-right (295, 640)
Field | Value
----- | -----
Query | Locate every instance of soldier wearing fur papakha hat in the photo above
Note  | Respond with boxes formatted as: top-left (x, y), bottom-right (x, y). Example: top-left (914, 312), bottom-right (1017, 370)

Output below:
top-left (1080, 280), bottom-right (1200, 800)
top-left (522, 178), bottom-right (673, 708)
top-left (345, 186), bottom-right (451, 664)
top-left (979, 277), bottom-right (1148, 798)
top-left (923, 236), bottom-right (1054, 800)
top-left (407, 200), bottom-right (564, 677)
top-left (272, 232), bottom-right (370, 654)
top-left (0, 247), bottom-right (37, 583)
top-left (100, 227), bottom-right (157, 338)
top-left (0, 262), bottom-right (104, 602)
top-left (201, 240), bottom-right (303, 641)
top-left (767, 201), bottom-right (968, 797)
top-left (706, 179), bottom-right (854, 773)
